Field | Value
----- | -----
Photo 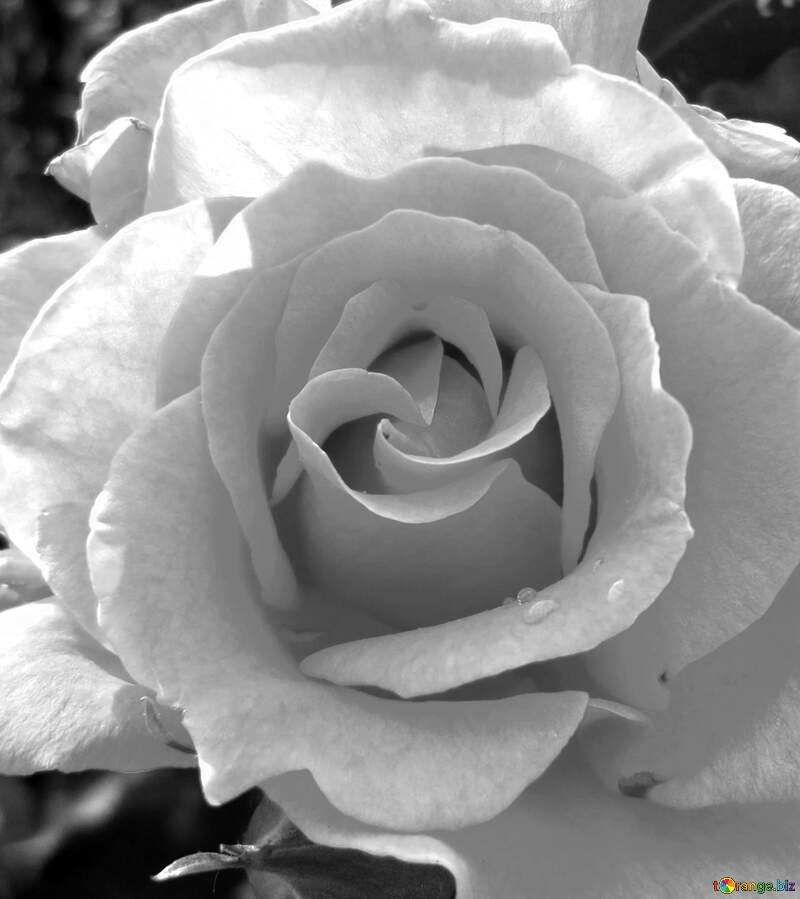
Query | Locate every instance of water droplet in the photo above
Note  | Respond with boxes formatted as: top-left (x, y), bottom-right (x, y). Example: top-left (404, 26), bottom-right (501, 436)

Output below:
top-left (618, 771), bottom-right (663, 799)
top-left (607, 579), bottom-right (625, 602)
top-left (516, 586), bottom-right (538, 604)
top-left (522, 598), bottom-right (559, 624)
top-left (592, 557), bottom-right (605, 572)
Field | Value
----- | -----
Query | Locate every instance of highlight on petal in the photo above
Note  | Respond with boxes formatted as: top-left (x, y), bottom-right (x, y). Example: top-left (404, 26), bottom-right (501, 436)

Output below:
top-left (734, 178), bottom-right (800, 329)
top-left (267, 747), bottom-right (800, 899)
top-left (89, 389), bottom-right (588, 830)
top-left (300, 289), bottom-right (691, 697)
top-left (77, 0), bottom-right (323, 138)
top-left (158, 154), bottom-right (603, 404)
top-left (0, 599), bottom-right (194, 774)
top-left (426, 0), bottom-right (648, 78)
top-left (47, 117), bottom-right (152, 230)
top-left (148, 0), bottom-right (741, 282)
top-left (588, 567), bottom-right (800, 811)
top-left (0, 198), bottom-right (245, 635)
top-left (0, 227), bottom-right (104, 379)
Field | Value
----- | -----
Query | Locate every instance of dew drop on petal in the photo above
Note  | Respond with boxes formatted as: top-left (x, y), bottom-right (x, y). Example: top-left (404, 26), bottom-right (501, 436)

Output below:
top-left (516, 587), bottom-right (538, 604)
top-left (522, 598), bottom-right (560, 624)
top-left (618, 771), bottom-right (664, 798)
top-left (607, 579), bottom-right (625, 603)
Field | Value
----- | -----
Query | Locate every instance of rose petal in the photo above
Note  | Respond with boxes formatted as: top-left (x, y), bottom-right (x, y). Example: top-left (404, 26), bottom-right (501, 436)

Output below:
top-left (301, 289), bottom-right (690, 696)
top-left (467, 143), bottom-right (800, 700)
top-left (47, 117), bottom-right (152, 230)
top-left (734, 177), bottom-right (800, 329)
top-left (0, 599), bottom-right (193, 774)
top-left (370, 337), bottom-right (444, 429)
top-left (267, 749), bottom-right (800, 899)
top-left (375, 355), bottom-right (491, 464)
top-left (274, 336), bottom-right (446, 501)
top-left (158, 155), bottom-right (603, 405)
top-left (590, 566), bottom-right (800, 810)
top-left (88, 389), bottom-right (588, 829)
top-left (275, 364), bottom-right (560, 627)
top-left (277, 454), bottom-right (561, 629)
top-left (0, 227), bottom-right (104, 379)
top-left (0, 199), bottom-right (244, 635)
top-left (637, 53), bottom-right (800, 197)
top-left (375, 345), bottom-right (549, 492)
top-left (148, 0), bottom-right (741, 282)
top-left (577, 192), bottom-right (800, 705)
top-left (284, 366), bottom-right (510, 521)
top-left (426, 0), bottom-right (648, 78)
top-left (199, 261), bottom-right (302, 610)
top-left (284, 367), bottom-right (427, 502)
top-left (77, 0), bottom-right (322, 138)
top-left (310, 282), bottom-right (504, 417)
top-left (274, 209), bottom-right (617, 573)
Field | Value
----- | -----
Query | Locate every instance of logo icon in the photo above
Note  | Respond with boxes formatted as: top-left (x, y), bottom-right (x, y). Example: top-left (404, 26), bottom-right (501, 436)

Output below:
top-left (719, 877), bottom-right (737, 894)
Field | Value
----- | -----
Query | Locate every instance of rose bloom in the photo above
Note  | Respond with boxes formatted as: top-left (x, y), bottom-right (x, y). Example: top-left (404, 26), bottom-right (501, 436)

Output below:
top-left (1, 0), bottom-right (800, 895)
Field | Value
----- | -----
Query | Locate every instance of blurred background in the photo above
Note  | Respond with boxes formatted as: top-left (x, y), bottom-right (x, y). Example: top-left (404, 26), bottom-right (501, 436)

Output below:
top-left (0, 0), bottom-right (798, 896)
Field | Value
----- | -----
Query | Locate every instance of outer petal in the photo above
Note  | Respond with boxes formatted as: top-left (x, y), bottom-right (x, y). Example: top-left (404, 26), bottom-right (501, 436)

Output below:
top-left (267, 749), bottom-right (800, 899)
top-left (148, 0), bottom-right (742, 282)
top-left (0, 228), bottom-right (104, 379)
top-left (735, 177), bottom-right (800, 329)
top-left (590, 566), bottom-right (800, 810)
top-left (468, 144), bottom-right (800, 703)
top-left (88, 389), bottom-right (589, 829)
top-left (0, 198), bottom-right (245, 635)
top-left (47, 117), bottom-right (152, 231)
top-left (579, 192), bottom-right (800, 705)
top-left (426, 0), bottom-right (648, 78)
top-left (77, 0), bottom-right (323, 138)
top-left (0, 599), bottom-right (193, 774)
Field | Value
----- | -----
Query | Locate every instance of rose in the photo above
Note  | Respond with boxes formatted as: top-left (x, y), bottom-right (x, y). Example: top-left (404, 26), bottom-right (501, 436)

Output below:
top-left (1, 1), bottom-right (799, 896)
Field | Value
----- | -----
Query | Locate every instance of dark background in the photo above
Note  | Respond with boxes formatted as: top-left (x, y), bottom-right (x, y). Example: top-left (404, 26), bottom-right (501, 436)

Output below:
top-left (0, 0), bottom-right (798, 896)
